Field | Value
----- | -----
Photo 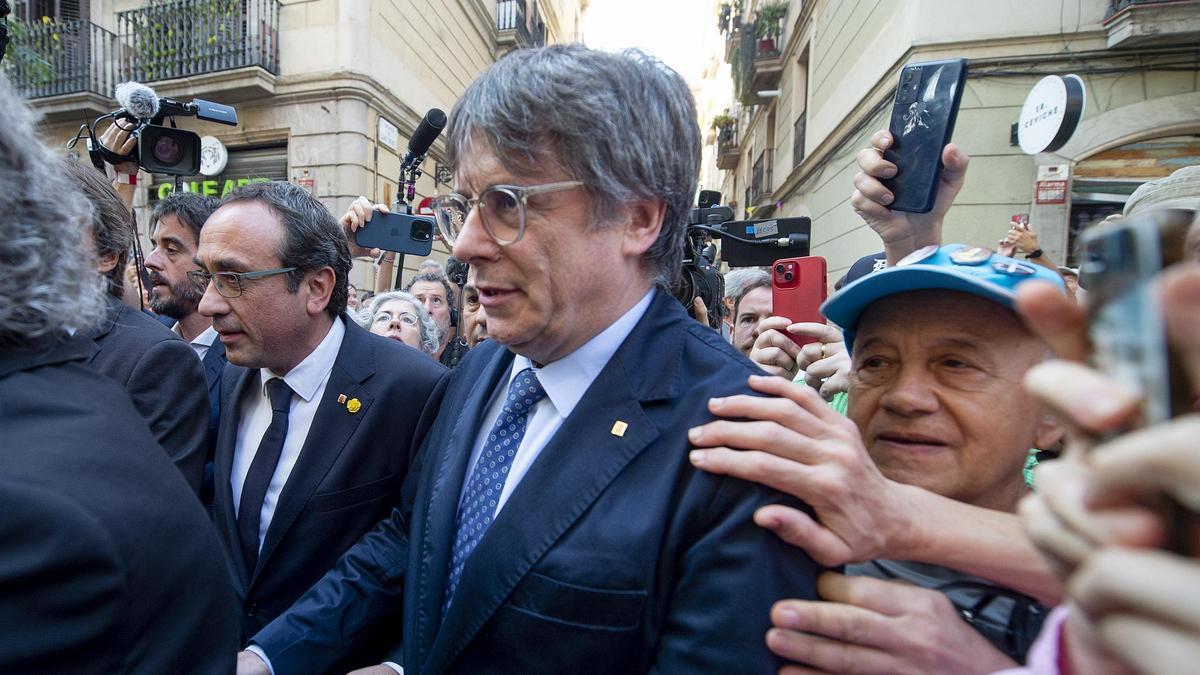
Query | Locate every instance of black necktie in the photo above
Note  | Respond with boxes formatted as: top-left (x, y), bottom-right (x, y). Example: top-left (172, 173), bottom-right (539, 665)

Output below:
top-left (237, 377), bottom-right (293, 576)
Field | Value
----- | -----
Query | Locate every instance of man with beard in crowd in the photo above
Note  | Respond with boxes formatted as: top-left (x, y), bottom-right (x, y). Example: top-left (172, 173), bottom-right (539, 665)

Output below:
top-left (145, 193), bottom-right (226, 445)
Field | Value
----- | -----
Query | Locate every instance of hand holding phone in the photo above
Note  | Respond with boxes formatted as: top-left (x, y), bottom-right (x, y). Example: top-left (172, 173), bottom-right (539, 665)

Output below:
top-left (881, 59), bottom-right (969, 214)
top-left (771, 256), bottom-right (828, 348)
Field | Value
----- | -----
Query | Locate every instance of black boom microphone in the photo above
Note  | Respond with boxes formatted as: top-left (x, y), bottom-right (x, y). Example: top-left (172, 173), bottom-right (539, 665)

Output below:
top-left (402, 108), bottom-right (447, 169)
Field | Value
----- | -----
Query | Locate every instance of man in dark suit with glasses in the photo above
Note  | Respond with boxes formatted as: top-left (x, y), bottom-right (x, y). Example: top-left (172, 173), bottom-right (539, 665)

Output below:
top-left (194, 181), bottom-right (446, 670)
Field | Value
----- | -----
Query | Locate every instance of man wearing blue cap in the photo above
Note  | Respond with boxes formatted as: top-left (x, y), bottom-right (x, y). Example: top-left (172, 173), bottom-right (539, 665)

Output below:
top-left (689, 244), bottom-right (1068, 672)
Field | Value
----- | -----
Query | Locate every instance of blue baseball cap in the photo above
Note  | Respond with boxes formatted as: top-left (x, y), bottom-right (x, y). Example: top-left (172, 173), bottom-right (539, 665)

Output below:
top-left (821, 244), bottom-right (1066, 351)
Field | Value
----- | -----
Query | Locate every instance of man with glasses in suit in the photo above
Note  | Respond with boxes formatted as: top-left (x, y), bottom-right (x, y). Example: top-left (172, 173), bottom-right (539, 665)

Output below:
top-left (240, 44), bottom-right (820, 675)
top-left (194, 181), bottom-right (446, 671)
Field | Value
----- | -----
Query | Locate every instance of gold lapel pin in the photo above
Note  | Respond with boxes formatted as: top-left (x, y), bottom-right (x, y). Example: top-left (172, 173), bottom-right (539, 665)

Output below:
top-left (337, 394), bottom-right (347, 404)
top-left (611, 420), bottom-right (628, 437)
top-left (347, 398), bottom-right (362, 414)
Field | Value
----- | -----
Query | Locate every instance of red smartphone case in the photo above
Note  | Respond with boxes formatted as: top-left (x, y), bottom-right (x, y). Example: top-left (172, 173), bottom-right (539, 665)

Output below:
top-left (771, 256), bottom-right (828, 348)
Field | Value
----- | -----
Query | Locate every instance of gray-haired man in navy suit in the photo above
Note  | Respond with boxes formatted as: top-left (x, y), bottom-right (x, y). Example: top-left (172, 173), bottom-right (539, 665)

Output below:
top-left (242, 45), bottom-right (822, 675)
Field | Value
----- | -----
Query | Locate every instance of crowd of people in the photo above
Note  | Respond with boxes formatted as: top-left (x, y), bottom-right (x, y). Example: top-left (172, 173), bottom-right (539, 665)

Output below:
top-left (2, 43), bottom-right (1199, 675)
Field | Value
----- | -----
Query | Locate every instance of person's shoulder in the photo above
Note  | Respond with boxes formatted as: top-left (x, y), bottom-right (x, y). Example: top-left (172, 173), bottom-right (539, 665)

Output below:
top-left (109, 301), bottom-right (185, 346)
top-left (356, 325), bottom-right (448, 380)
top-left (678, 317), bottom-right (762, 382)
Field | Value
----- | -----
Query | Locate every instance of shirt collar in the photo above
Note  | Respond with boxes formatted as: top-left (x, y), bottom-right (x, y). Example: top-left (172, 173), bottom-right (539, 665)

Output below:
top-left (171, 322), bottom-right (220, 348)
top-left (259, 317), bottom-right (346, 403)
top-left (194, 325), bottom-right (219, 348)
top-left (511, 288), bottom-right (655, 418)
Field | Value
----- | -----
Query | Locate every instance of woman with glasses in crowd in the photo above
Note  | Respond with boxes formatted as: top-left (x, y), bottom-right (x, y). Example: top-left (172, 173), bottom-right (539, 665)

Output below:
top-left (360, 290), bottom-right (441, 356)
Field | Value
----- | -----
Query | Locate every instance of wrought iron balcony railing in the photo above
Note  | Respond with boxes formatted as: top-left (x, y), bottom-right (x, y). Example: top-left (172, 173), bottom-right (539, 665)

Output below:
top-left (792, 112), bottom-right (806, 169)
top-left (117, 0), bottom-right (281, 83)
top-left (749, 148), bottom-right (774, 205)
top-left (7, 19), bottom-right (118, 99)
top-left (496, 0), bottom-right (544, 49)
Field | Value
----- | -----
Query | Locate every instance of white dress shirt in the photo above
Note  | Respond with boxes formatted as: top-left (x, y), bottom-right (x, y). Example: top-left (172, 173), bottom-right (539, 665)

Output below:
top-left (230, 317), bottom-right (345, 553)
top-left (460, 288), bottom-right (655, 515)
top-left (172, 322), bottom-right (220, 361)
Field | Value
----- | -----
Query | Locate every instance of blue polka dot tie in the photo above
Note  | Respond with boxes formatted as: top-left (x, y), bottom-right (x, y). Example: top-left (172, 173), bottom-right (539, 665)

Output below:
top-left (443, 368), bottom-right (547, 615)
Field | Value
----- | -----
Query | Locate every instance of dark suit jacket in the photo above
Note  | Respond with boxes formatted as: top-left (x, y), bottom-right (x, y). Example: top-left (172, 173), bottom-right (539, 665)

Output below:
top-left (255, 291), bottom-right (823, 674)
top-left (203, 336), bottom-right (227, 432)
top-left (212, 316), bottom-right (447, 653)
top-left (0, 336), bottom-right (237, 674)
top-left (86, 295), bottom-right (210, 496)
top-left (201, 337), bottom-right (227, 506)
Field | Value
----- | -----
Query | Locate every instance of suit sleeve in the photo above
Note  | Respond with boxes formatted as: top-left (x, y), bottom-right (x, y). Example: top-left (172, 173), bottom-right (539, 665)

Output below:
top-left (0, 481), bottom-right (123, 674)
top-left (125, 338), bottom-right (210, 497)
top-left (251, 504), bottom-right (411, 674)
top-left (650, 478), bottom-right (823, 674)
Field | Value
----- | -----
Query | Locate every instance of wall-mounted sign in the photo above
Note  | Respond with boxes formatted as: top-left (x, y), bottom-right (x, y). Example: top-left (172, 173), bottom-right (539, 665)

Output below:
top-left (199, 136), bottom-right (228, 176)
top-left (378, 116), bottom-right (399, 151)
top-left (1036, 180), bottom-right (1068, 204)
top-left (1018, 75), bottom-right (1086, 155)
top-left (155, 177), bottom-right (270, 201)
top-left (1037, 164), bottom-right (1069, 181)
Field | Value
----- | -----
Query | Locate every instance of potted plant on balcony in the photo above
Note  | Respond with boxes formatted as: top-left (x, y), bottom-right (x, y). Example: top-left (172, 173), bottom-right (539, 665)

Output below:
top-left (755, 2), bottom-right (786, 55)
top-left (711, 112), bottom-right (736, 146)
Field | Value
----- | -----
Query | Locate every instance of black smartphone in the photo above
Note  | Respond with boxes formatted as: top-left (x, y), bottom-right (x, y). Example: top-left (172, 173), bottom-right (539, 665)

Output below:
top-left (881, 58), bottom-right (968, 213)
top-left (355, 212), bottom-right (435, 256)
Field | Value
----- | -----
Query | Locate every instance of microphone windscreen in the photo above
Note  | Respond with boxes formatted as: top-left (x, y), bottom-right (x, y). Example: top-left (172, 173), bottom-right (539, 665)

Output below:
top-left (115, 81), bottom-right (159, 120)
top-left (407, 108), bottom-right (447, 157)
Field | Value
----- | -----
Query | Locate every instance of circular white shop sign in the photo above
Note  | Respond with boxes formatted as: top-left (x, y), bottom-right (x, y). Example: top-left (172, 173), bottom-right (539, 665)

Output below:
top-left (1018, 75), bottom-right (1086, 155)
top-left (200, 135), bottom-right (229, 176)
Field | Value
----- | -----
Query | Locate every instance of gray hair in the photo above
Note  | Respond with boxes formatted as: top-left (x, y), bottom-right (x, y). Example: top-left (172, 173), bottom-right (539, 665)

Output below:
top-left (446, 44), bottom-right (701, 286)
top-left (366, 290), bottom-right (441, 354)
top-left (724, 267), bottom-right (770, 303)
top-left (0, 76), bottom-right (107, 347)
top-left (220, 181), bottom-right (351, 317)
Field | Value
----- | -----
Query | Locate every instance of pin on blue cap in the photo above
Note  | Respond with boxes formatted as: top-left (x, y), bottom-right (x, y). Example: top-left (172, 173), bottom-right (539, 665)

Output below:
top-left (821, 244), bottom-right (1066, 352)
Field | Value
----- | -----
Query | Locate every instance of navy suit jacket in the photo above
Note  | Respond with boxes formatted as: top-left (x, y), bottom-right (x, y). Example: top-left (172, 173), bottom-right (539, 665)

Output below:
top-left (86, 295), bottom-right (210, 496)
top-left (0, 336), bottom-right (237, 673)
top-left (212, 315), bottom-right (447, 659)
top-left (255, 291), bottom-right (823, 674)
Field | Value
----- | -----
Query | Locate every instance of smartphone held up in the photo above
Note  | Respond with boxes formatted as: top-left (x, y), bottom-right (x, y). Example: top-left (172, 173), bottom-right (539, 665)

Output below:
top-left (882, 58), bottom-right (968, 213)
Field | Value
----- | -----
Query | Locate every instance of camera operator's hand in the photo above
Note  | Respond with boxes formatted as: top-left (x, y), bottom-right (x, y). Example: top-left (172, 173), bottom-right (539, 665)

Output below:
top-left (98, 118), bottom-right (139, 175)
top-left (851, 130), bottom-right (969, 265)
top-left (97, 118), bottom-right (140, 209)
top-left (997, 238), bottom-right (1017, 258)
top-left (691, 296), bottom-right (711, 327)
top-left (767, 573), bottom-right (1017, 675)
top-left (340, 195), bottom-right (386, 259)
top-left (688, 375), bottom-right (909, 567)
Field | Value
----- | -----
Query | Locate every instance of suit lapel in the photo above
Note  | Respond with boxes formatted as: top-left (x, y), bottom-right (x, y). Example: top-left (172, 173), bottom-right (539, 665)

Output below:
top-left (422, 340), bottom-right (664, 673)
top-left (411, 345), bottom-right (514, 669)
top-left (250, 319), bottom-right (375, 584)
top-left (213, 364), bottom-right (258, 591)
top-left (202, 338), bottom-right (226, 391)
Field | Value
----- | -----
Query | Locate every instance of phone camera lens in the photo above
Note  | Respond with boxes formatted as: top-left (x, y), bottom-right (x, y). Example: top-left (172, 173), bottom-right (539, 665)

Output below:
top-left (775, 263), bottom-right (786, 274)
top-left (784, 271), bottom-right (794, 282)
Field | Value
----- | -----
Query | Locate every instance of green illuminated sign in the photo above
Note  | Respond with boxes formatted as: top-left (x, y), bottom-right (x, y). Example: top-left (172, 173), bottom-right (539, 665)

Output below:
top-left (154, 177), bottom-right (271, 201)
